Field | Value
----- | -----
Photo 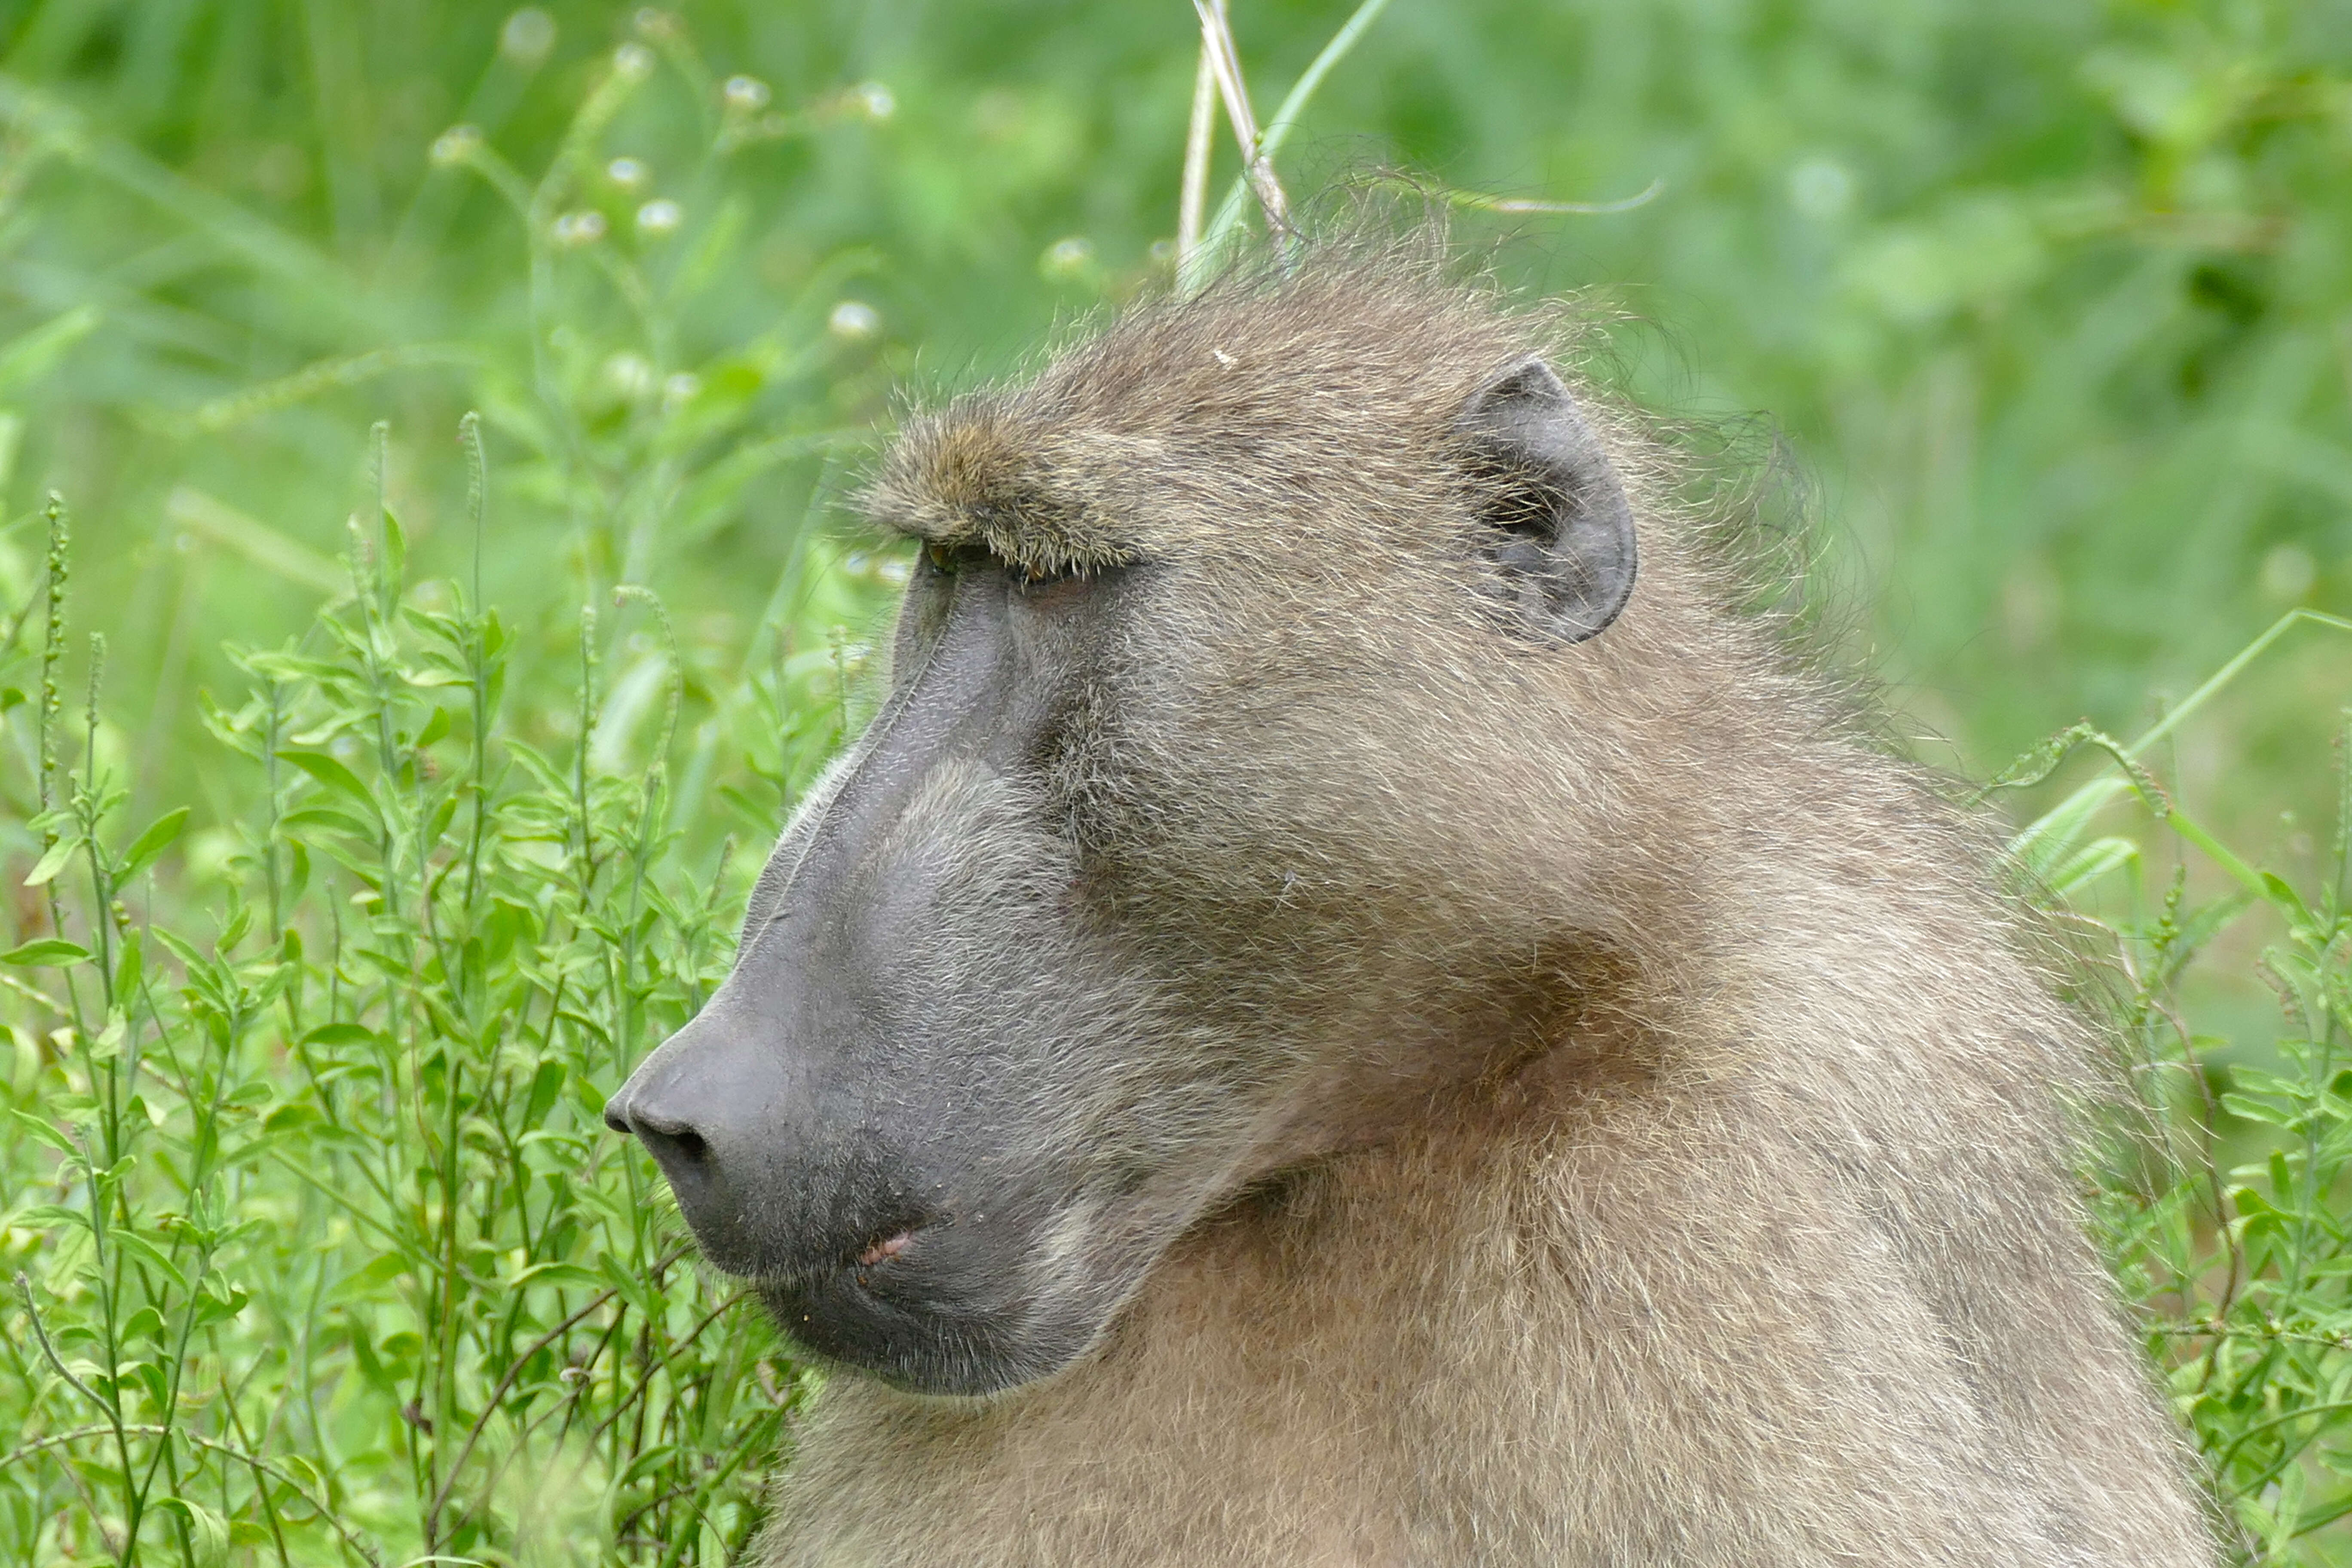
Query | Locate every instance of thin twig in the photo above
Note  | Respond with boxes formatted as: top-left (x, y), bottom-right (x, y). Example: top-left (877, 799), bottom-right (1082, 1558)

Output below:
top-left (0, 968), bottom-right (70, 1015)
top-left (17, 1272), bottom-right (112, 1416)
top-left (1443, 177), bottom-right (1667, 215)
top-left (1175, 40), bottom-right (1218, 272)
top-left (0, 1423), bottom-right (382, 1566)
top-left (1190, 0), bottom-right (1289, 239)
top-left (423, 1241), bottom-right (689, 1539)
top-left (583, 1286), bottom-right (751, 1448)
top-left (1189, 0), bottom-right (1397, 288)
top-left (422, 1284), bottom-right (622, 1538)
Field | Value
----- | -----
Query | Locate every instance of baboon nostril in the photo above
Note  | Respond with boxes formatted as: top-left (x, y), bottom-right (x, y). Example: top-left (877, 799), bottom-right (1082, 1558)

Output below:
top-left (636, 1112), bottom-right (709, 1166)
top-left (612, 1102), bottom-right (711, 1168)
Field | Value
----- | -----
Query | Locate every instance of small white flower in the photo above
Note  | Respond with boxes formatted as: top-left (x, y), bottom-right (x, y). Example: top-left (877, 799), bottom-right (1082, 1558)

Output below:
top-left (2261, 544), bottom-right (2316, 601)
top-left (828, 300), bottom-right (880, 340)
top-left (606, 156), bottom-right (649, 190)
top-left (604, 353), bottom-right (654, 398)
top-left (636, 198), bottom-right (683, 235)
top-left (613, 42), bottom-right (655, 81)
top-left (499, 8), bottom-right (555, 64)
top-left (855, 82), bottom-right (896, 120)
top-left (1041, 236), bottom-right (1094, 278)
top-left (429, 125), bottom-right (483, 167)
top-left (551, 210), bottom-right (608, 246)
top-left (662, 371), bottom-right (701, 409)
top-left (1788, 157), bottom-right (1855, 221)
top-left (724, 75), bottom-right (772, 112)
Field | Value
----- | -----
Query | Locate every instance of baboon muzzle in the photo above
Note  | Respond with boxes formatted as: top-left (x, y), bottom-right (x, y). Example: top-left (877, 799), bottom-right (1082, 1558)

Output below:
top-left (601, 1007), bottom-right (931, 1283)
top-left (602, 570), bottom-right (1142, 1395)
top-left (603, 1002), bottom-right (1064, 1395)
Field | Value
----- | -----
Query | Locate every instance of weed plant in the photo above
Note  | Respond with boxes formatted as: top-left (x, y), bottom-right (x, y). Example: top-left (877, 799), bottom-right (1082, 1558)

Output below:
top-left (0, 461), bottom-right (876, 1563)
top-left (0, 24), bottom-right (897, 1564)
top-left (2001, 617), bottom-right (2352, 1561)
top-left (1, 3), bottom-right (2350, 1565)
top-left (10, 448), bottom-right (2352, 1568)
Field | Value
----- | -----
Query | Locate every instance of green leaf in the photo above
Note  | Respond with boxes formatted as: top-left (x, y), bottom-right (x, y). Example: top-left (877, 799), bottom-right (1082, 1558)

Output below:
top-left (2048, 835), bottom-right (2138, 895)
top-left (380, 505), bottom-right (407, 591)
top-left (261, 1102), bottom-right (322, 1134)
top-left (86, 1012), bottom-right (126, 1063)
top-left (189, 1280), bottom-right (249, 1328)
top-left (300, 1022), bottom-right (377, 1048)
top-left (278, 805), bottom-right (375, 839)
top-left (523, 1058), bottom-right (566, 1126)
top-left (0, 938), bottom-right (91, 967)
top-left (596, 1250), bottom-right (666, 1322)
top-left (113, 930), bottom-right (142, 1000)
top-left (9, 1110), bottom-right (80, 1155)
top-left (2271, 1149), bottom-right (2299, 1200)
top-left (2221, 1092), bottom-right (2293, 1128)
top-left (148, 926), bottom-right (209, 973)
top-left (569, 1073), bottom-right (608, 1123)
top-left (108, 1228), bottom-right (190, 1293)
top-left (507, 1259), bottom-right (600, 1289)
top-left (2009, 776), bottom-right (2129, 880)
top-left (21, 834), bottom-right (84, 887)
top-left (0, 304), bottom-right (102, 398)
top-left (150, 1496), bottom-right (229, 1568)
top-left (331, 1251), bottom-right (411, 1303)
top-left (2260, 872), bottom-right (2317, 929)
top-left (276, 749), bottom-right (379, 815)
top-left (113, 806), bottom-right (190, 882)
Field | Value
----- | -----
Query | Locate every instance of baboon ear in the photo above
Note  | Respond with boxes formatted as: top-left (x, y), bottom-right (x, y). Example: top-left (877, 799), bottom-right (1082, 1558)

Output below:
top-left (1453, 356), bottom-right (1638, 644)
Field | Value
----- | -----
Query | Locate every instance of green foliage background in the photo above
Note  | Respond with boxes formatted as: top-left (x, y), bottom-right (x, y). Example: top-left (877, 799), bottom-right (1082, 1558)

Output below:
top-left (0, 0), bottom-right (2347, 1562)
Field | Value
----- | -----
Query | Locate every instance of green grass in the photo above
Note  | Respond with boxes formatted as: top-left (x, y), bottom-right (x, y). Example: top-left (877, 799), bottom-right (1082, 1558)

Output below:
top-left (0, 1), bottom-right (2349, 1563)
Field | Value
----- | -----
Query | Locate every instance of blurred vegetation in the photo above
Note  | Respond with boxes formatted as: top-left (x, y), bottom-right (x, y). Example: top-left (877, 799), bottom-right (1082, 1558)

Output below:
top-left (0, 0), bottom-right (2347, 1562)
top-left (0, 0), bottom-right (2339, 809)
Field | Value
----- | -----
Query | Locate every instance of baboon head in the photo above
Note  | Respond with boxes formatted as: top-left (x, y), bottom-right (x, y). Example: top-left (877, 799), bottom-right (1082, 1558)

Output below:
top-left (605, 263), bottom-right (1652, 1396)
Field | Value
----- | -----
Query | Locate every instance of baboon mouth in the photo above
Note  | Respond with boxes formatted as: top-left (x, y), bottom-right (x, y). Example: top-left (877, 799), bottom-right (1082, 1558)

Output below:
top-left (857, 1230), bottom-right (916, 1268)
top-left (740, 1213), bottom-right (1118, 1396)
top-left (753, 1271), bottom-right (1047, 1396)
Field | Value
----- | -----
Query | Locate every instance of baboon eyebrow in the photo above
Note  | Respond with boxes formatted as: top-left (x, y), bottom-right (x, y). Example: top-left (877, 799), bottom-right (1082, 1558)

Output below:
top-left (867, 487), bottom-right (1141, 578)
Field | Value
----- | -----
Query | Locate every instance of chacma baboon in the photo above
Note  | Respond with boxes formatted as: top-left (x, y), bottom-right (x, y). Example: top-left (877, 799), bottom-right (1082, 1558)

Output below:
top-left (604, 252), bottom-right (2217, 1566)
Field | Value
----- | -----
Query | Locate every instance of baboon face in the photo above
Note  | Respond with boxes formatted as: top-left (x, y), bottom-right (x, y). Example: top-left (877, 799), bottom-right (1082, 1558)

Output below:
top-left (606, 279), bottom-right (1639, 1396)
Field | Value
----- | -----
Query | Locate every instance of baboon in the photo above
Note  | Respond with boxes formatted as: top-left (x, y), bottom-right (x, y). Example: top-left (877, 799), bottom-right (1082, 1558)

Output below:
top-left (604, 251), bottom-right (2218, 1566)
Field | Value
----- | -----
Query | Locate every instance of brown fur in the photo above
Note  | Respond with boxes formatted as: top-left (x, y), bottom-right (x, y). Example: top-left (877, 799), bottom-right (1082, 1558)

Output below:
top-left (740, 253), bottom-right (2214, 1565)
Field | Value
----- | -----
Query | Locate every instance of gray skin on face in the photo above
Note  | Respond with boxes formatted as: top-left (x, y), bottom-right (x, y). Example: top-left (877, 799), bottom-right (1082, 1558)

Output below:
top-left (603, 339), bottom-right (1638, 1396)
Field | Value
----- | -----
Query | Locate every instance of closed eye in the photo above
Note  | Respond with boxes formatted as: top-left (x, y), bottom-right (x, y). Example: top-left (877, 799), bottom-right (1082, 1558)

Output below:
top-left (922, 538), bottom-right (994, 577)
top-left (922, 537), bottom-right (1084, 589)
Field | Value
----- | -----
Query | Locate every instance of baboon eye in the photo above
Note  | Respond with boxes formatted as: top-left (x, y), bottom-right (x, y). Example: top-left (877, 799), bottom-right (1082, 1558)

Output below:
top-left (922, 537), bottom-right (1081, 591)
top-left (922, 539), bottom-right (989, 576)
top-left (1007, 557), bottom-right (1081, 589)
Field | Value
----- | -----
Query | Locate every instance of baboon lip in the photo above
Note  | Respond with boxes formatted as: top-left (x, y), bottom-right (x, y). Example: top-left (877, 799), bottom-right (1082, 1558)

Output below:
top-left (857, 1229), bottom-right (916, 1268)
top-left (752, 1273), bottom-right (1011, 1392)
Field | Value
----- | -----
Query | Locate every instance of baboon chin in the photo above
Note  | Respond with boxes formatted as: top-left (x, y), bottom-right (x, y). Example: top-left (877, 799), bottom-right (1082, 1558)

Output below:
top-left (608, 251), bottom-right (2220, 1563)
